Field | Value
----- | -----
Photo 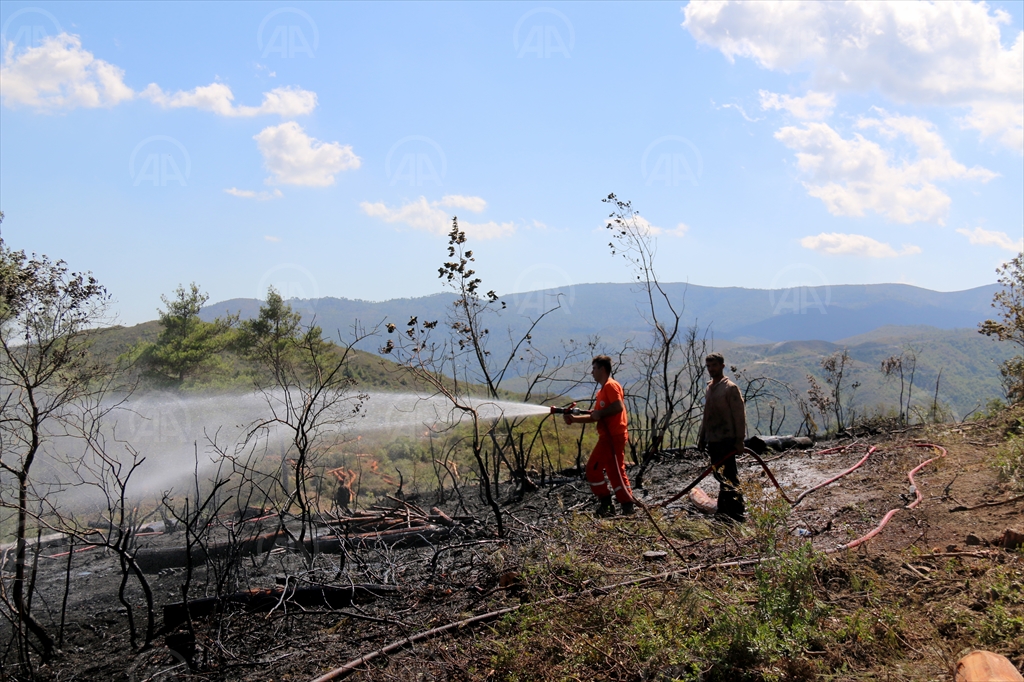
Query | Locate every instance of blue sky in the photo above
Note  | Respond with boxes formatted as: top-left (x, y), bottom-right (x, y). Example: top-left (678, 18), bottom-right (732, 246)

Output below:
top-left (1, 1), bottom-right (1022, 325)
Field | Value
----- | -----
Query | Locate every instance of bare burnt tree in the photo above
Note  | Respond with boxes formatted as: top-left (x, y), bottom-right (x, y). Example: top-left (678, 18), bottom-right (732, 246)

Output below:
top-left (429, 232), bottom-right (586, 497)
top-left (235, 288), bottom-right (374, 560)
top-left (380, 219), bottom-right (583, 531)
top-left (159, 446), bottom-right (233, 656)
top-left (880, 347), bottom-right (918, 425)
top-left (807, 349), bottom-right (860, 436)
top-left (40, 433), bottom-right (157, 650)
top-left (730, 366), bottom-right (798, 437)
top-left (489, 332), bottom-right (594, 498)
top-left (805, 374), bottom-right (833, 436)
top-left (381, 220), bottom-right (511, 535)
top-left (602, 195), bottom-right (712, 484)
top-left (0, 235), bottom-right (122, 667)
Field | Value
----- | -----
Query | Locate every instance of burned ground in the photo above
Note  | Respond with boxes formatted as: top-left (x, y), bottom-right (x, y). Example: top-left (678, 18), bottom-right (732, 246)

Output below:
top-left (7, 411), bottom-right (1023, 681)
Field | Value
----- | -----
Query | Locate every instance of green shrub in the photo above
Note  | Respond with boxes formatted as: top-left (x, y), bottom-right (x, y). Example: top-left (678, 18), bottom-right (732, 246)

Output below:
top-left (996, 424), bottom-right (1024, 491)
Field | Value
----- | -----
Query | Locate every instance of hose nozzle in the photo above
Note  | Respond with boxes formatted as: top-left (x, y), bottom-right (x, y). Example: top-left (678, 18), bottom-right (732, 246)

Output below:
top-left (550, 402), bottom-right (583, 416)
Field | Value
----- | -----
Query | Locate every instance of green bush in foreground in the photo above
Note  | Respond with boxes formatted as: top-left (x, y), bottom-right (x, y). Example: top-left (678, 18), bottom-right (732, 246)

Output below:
top-left (996, 422), bottom-right (1024, 492)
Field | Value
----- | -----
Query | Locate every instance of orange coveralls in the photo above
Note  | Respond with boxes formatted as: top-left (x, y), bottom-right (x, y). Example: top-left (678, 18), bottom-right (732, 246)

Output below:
top-left (585, 377), bottom-right (633, 504)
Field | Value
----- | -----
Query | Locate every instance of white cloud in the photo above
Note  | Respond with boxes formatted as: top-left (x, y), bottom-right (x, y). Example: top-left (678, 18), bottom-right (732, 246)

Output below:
top-left (962, 99), bottom-right (1024, 152)
top-left (684, 1), bottom-right (1024, 151)
top-left (224, 187), bottom-right (283, 200)
top-left (360, 196), bottom-right (517, 240)
top-left (254, 122), bottom-right (360, 187)
top-left (713, 99), bottom-right (762, 122)
top-left (0, 32), bottom-right (319, 119)
top-left (800, 232), bottom-right (921, 258)
top-left (759, 90), bottom-right (835, 120)
top-left (956, 226), bottom-right (1023, 252)
top-left (142, 83), bottom-right (316, 117)
top-left (439, 195), bottom-right (487, 212)
top-left (264, 235), bottom-right (281, 242)
top-left (775, 112), bottom-right (996, 224)
top-left (0, 34), bottom-right (134, 109)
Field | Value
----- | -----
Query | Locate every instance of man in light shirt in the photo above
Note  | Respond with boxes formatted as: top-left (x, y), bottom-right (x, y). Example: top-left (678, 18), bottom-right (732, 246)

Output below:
top-left (696, 352), bottom-right (747, 523)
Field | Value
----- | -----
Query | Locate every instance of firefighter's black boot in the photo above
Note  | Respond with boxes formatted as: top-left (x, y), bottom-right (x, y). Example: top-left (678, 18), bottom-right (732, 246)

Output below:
top-left (595, 495), bottom-right (614, 517)
top-left (619, 500), bottom-right (635, 516)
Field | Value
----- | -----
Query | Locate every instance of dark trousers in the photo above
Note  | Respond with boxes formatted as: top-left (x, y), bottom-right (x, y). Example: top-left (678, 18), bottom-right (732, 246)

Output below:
top-left (707, 441), bottom-right (745, 520)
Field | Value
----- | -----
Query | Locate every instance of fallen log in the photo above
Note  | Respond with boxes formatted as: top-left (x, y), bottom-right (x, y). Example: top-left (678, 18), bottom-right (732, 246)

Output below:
top-left (745, 435), bottom-right (814, 454)
top-left (164, 584), bottom-right (398, 629)
top-left (292, 525), bottom-right (455, 553)
top-left (0, 532), bottom-right (67, 556)
top-left (135, 531), bottom-right (286, 573)
top-left (429, 508), bottom-right (455, 527)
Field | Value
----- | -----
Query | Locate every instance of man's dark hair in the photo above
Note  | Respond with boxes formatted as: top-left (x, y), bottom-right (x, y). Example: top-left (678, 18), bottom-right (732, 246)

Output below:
top-left (592, 355), bottom-right (613, 375)
top-left (705, 352), bottom-right (725, 364)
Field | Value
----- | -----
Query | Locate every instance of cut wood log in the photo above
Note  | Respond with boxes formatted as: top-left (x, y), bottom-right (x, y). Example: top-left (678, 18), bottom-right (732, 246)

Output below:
top-left (134, 531), bottom-right (286, 573)
top-left (163, 584), bottom-right (398, 629)
top-left (688, 488), bottom-right (718, 514)
top-left (955, 650), bottom-right (1023, 682)
top-left (429, 508), bottom-right (455, 527)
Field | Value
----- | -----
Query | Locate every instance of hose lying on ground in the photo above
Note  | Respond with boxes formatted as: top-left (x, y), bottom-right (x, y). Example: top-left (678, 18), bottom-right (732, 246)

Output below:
top-left (842, 443), bottom-right (946, 550)
top-left (308, 442), bottom-right (951, 681)
top-left (656, 442), bottom-right (873, 509)
top-left (648, 442), bottom-right (951, 558)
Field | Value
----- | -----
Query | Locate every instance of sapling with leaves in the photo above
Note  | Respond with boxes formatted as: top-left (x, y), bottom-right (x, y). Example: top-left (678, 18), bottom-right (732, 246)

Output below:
top-left (979, 252), bottom-right (1024, 403)
top-left (0, 227), bottom-right (126, 667)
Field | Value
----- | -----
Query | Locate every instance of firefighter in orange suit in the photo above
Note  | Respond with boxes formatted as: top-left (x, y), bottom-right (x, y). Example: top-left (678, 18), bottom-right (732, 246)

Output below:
top-left (563, 355), bottom-right (634, 516)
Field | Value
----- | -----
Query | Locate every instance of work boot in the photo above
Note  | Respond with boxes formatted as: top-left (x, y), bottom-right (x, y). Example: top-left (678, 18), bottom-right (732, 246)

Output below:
top-left (619, 501), bottom-right (635, 516)
top-left (595, 495), bottom-right (614, 518)
top-left (714, 511), bottom-right (745, 526)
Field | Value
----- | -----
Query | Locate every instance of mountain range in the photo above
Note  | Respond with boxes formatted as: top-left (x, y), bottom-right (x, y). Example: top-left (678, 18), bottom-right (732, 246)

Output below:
top-left (201, 281), bottom-right (1000, 349)
top-left (194, 281), bottom-right (1013, 422)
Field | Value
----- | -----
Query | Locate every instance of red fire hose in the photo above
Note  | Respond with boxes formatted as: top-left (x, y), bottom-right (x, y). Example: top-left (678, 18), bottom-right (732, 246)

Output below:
top-left (842, 443), bottom-right (946, 550)
top-left (654, 441), bottom-right (948, 551)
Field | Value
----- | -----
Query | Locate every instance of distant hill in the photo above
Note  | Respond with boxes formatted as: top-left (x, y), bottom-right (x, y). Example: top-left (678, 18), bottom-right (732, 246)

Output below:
top-left (84, 320), bottom-right (423, 394)
top-left (726, 326), bottom-right (1012, 428)
top-left (201, 281), bottom-right (999, 350)
top-left (193, 281), bottom-right (1012, 423)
